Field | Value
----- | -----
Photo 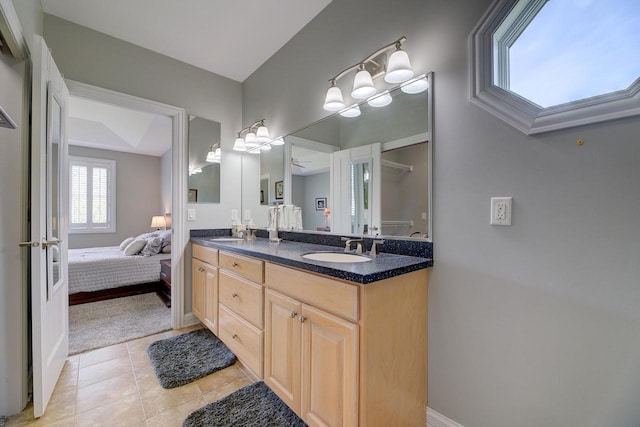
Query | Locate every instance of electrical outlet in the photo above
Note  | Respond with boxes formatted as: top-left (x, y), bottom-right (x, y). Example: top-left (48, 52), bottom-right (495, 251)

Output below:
top-left (490, 197), bottom-right (512, 226)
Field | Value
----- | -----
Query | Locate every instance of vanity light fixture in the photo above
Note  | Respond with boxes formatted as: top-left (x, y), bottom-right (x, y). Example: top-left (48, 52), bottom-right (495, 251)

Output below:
top-left (367, 90), bottom-right (392, 108)
top-left (322, 36), bottom-right (415, 111)
top-left (206, 143), bottom-right (222, 163)
top-left (233, 119), bottom-right (272, 153)
top-left (271, 137), bottom-right (285, 146)
top-left (400, 74), bottom-right (429, 94)
top-left (339, 104), bottom-right (361, 118)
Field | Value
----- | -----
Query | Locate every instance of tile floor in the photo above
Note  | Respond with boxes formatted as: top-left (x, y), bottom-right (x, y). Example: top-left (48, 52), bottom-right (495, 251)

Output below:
top-left (6, 325), bottom-right (253, 426)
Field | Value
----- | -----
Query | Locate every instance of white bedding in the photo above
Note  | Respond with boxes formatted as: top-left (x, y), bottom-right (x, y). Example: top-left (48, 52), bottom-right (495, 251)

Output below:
top-left (68, 246), bottom-right (171, 295)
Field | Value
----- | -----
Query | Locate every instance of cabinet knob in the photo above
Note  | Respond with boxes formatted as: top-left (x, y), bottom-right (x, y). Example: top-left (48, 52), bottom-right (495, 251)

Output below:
top-left (198, 267), bottom-right (205, 272)
top-left (299, 315), bottom-right (306, 323)
top-left (232, 293), bottom-right (238, 298)
top-left (231, 333), bottom-right (238, 339)
top-left (289, 311), bottom-right (297, 318)
top-left (232, 262), bottom-right (239, 267)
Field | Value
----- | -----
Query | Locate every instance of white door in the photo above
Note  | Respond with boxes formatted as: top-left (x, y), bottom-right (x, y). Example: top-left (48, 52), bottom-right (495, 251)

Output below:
top-left (30, 35), bottom-right (69, 417)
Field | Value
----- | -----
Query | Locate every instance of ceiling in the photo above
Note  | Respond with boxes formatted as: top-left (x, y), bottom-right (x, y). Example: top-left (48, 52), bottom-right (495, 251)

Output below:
top-left (47, 0), bottom-right (333, 157)
top-left (68, 96), bottom-right (173, 156)
top-left (41, 0), bottom-right (333, 82)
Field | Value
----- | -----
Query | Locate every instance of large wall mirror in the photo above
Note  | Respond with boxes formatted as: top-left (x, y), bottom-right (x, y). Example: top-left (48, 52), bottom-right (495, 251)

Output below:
top-left (188, 115), bottom-right (221, 203)
top-left (242, 72), bottom-right (432, 240)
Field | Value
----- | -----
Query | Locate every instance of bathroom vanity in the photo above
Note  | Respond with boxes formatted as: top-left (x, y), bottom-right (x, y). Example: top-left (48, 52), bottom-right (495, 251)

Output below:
top-left (191, 235), bottom-right (430, 427)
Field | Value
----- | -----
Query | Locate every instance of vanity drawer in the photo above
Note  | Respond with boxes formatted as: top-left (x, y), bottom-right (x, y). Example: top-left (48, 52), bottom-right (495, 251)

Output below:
top-left (218, 304), bottom-right (263, 378)
top-left (219, 270), bottom-right (264, 328)
top-left (219, 251), bottom-right (264, 283)
top-left (192, 244), bottom-right (219, 266)
top-left (265, 262), bottom-right (359, 322)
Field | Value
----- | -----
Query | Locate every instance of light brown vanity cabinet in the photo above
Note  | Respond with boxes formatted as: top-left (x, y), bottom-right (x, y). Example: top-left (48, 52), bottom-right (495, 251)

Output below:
top-left (265, 261), bottom-right (428, 427)
top-left (217, 250), bottom-right (265, 378)
top-left (191, 245), bottom-right (219, 334)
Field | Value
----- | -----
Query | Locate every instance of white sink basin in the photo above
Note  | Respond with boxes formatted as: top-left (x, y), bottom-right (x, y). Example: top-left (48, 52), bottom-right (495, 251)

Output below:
top-left (302, 252), bottom-right (371, 263)
top-left (209, 237), bottom-right (244, 242)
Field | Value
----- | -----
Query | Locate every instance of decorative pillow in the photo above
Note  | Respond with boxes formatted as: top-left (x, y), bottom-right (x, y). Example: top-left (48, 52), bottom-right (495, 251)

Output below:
top-left (123, 238), bottom-right (147, 256)
top-left (136, 231), bottom-right (160, 240)
top-left (161, 244), bottom-right (171, 254)
top-left (141, 236), bottom-right (163, 256)
top-left (119, 236), bottom-right (135, 251)
top-left (157, 230), bottom-right (172, 248)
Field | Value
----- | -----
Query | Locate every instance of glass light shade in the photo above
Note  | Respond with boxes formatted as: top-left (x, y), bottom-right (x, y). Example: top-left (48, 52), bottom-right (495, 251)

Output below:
top-left (260, 143), bottom-right (272, 151)
top-left (271, 136), bottom-right (285, 146)
top-left (385, 49), bottom-right (414, 83)
top-left (233, 137), bottom-right (246, 151)
top-left (351, 69), bottom-right (377, 99)
top-left (256, 125), bottom-right (270, 142)
top-left (150, 215), bottom-right (166, 229)
top-left (323, 86), bottom-right (346, 111)
top-left (401, 75), bottom-right (429, 94)
top-left (244, 132), bottom-right (258, 148)
top-left (367, 90), bottom-right (392, 108)
top-left (339, 104), bottom-right (361, 118)
top-left (206, 149), bottom-right (216, 162)
top-left (193, 168), bottom-right (202, 173)
top-left (212, 147), bottom-right (221, 163)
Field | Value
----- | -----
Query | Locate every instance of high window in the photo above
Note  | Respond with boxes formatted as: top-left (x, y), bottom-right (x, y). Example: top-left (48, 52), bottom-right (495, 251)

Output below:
top-left (472, 0), bottom-right (640, 134)
top-left (69, 156), bottom-right (116, 233)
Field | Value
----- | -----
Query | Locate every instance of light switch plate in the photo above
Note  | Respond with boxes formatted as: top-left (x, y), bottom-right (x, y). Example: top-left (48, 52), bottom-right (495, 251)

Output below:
top-left (187, 209), bottom-right (196, 221)
top-left (490, 197), bottom-right (512, 226)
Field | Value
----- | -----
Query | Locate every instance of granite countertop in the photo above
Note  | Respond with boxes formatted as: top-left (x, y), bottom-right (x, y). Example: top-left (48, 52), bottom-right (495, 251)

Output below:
top-left (191, 236), bottom-right (430, 284)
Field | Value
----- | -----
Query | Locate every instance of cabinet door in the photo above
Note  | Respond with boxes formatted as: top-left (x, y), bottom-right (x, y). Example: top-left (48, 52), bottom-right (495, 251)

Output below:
top-left (192, 259), bottom-right (207, 322)
top-left (301, 305), bottom-right (359, 427)
top-left (203, 263), bottom-right (218, 334)
top-left (264, 290), bottom-right (302, 415)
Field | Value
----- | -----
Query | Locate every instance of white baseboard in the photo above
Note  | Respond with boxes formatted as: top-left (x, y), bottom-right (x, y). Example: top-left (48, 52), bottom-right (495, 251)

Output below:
top-left (182, 312), bottom-right (200, 327)
top-left (427, 407), bottom-right (464, 427)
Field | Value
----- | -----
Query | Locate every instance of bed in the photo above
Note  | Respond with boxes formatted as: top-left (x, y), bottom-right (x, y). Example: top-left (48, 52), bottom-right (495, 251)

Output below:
top-left (68, 230), bottom-right (172, 305)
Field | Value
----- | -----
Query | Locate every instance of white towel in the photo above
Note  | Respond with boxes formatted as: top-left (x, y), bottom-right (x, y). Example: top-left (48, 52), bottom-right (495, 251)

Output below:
top-left (294, 207), bottom-right (303, 230)
top-left (267, 206), bottom-right (277, 230)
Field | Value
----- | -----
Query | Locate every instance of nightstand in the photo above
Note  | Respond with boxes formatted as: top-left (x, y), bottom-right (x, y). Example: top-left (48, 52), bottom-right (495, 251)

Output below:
top-left (158, 259), bottom-right (171, 308)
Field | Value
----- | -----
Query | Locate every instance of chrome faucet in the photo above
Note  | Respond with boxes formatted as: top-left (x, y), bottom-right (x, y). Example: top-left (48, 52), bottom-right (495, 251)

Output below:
top-left (269, 203), bottom-right (281, 242)
top-left (341, 237), bottom-right (364, 254)
top-left (369, 239), bottom-right (385, 256)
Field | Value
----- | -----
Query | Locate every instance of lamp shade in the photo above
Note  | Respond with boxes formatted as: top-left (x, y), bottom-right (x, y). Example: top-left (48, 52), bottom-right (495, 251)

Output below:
top-left (244, 132), bottom-right (258, 149)
top-left (385, 49), bottom-right (414, 83)
top-left (323, 86), bottom-right (346, 111)
top-left (233, 137), bottom-right (247, 151)
top-left (256, 125), bottom-right (270, 142)
top-left (367, 90), bottom-right (392, 108)
top-left (401, 75), bottom-right (429, 94)
top-left (150, 215), bottom-right (166, 229)
top-left (339, 104), bottom-right (361, 118)
top-left (351, 69), bottom-right (377, 99)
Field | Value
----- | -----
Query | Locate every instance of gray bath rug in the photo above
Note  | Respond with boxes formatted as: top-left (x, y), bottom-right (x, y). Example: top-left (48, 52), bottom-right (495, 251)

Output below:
top-left (183, 381), bottom-right (307, 427)
top-left (147, 328), bottom-right (236, 388)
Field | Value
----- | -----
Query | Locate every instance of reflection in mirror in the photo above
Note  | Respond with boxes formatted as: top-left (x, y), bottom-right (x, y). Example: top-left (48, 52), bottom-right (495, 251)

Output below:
top-left (290, 143), bottom-right (335, 231)
top-left (47, 88), bottom-right (63, 293)
top-left (351, 161), bottom-right (370, 234)
top-left (260, 145), bottom-right (285, 205)
top-left (188, 115), bottom-right (221, 203)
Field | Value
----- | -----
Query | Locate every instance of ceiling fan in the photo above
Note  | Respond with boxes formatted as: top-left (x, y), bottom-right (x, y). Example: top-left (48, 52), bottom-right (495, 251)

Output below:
top-left (291, 157), bottom-right (310, 168)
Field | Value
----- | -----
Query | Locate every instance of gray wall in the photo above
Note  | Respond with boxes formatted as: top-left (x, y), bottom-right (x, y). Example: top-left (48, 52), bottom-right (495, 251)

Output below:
top-left (0, 0), bottom-right (42, 416)
top-left (43, 14), bottom-right (243, 315)
top-left (242, 0), bottom-right (640, 426)
top-left (67, 146), bottom-right (163, 249)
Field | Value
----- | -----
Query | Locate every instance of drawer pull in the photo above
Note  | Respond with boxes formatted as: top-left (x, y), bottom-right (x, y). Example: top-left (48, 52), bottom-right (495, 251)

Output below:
top-left (299, 315), bottom-right (307, 323)
top-left (232, 262), bottom-right (239, 267)
top-left (232, 293), bottom-right (238, 298)
top-left (289, 311), bottom-right (297, 318)
top-left (231, 333), bottom-right (238, 339)
top-left (198, 267), bottom-right (205, 272)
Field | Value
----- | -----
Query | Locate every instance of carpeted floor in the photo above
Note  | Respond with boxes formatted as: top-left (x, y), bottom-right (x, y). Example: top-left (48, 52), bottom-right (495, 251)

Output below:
top-left (69, 293), bottom-right (171, 355)
top-left (183, 381), bottom-right (307, 427)
top-left (147, 328), bottom-right (236, 388)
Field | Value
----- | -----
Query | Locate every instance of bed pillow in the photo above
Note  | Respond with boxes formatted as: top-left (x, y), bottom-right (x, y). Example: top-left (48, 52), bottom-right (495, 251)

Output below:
top-left (123, 238), bottom-right (147, 256)
top-left (157, 230), bottom-right (172, 247)
top-left (162, 244), bottom-right (171, 254)
top-left (141, 236), bottom-right (163, 256)
top-left (136, 231), bottom-right (160, 240)
top-left (119, 236), bottom-right (135, 251)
